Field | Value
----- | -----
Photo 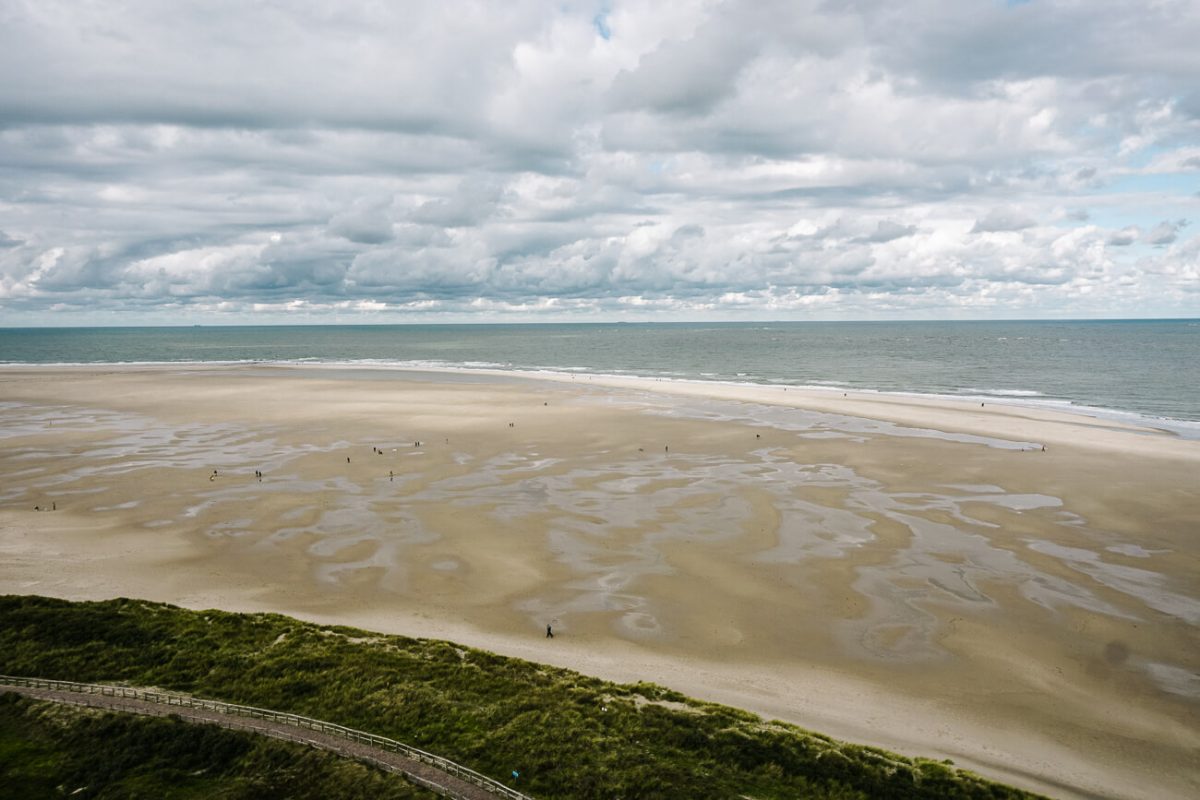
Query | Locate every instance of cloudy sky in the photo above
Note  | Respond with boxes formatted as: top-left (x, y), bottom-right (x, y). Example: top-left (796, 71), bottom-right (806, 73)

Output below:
top-left (1, 0), bottom-right (1198, 324)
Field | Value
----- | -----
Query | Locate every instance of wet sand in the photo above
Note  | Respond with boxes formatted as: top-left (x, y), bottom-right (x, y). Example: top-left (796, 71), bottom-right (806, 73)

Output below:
top-left (1, 365), bottom-right (1197, 799)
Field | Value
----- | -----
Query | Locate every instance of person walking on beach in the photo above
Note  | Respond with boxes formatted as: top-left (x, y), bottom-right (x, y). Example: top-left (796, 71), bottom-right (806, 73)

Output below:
top-left (546, 624), bottom-right (554, 639)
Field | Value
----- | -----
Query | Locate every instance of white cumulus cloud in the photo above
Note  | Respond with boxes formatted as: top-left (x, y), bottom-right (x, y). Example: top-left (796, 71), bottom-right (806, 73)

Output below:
top-left (0, 0), bottom-right (1197, 323)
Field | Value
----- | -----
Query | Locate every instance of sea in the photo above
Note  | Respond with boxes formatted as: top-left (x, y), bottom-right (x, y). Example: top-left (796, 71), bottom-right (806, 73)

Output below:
top-left (1, 320), bottom-right (1198, 435)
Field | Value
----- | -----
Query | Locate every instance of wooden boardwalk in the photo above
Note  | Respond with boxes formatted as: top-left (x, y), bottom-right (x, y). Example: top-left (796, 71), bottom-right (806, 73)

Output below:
top-left (1, 677), bottom-right (531, 800)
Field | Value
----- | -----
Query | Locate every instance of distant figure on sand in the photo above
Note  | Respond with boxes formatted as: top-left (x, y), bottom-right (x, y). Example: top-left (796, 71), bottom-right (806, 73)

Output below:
top-left (546, 624), bottom-right (554, 639)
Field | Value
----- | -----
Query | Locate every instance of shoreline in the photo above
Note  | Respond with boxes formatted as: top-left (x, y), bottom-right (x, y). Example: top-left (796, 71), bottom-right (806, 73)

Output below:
top-left (4, 359), bottom-right (1198, 442)
top-left (225, 361), bottom-right (1200, 461)
top-left (1, 364), bottom-right (1197, 799)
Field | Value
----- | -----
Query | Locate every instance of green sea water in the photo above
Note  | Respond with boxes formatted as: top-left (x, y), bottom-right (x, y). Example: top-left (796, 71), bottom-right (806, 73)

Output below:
top-left (1, 320), bottom-right (1197, 428)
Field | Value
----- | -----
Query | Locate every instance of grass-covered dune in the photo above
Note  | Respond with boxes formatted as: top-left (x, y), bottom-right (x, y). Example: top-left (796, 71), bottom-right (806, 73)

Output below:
top-left (0, 596), bottom-right (1043, 799)
top-left (0, 692), bottom-right (434, 800)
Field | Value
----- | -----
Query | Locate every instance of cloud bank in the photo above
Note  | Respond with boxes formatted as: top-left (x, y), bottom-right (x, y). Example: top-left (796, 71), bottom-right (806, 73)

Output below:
top-left (1, 0), bottom-right (1197, 323)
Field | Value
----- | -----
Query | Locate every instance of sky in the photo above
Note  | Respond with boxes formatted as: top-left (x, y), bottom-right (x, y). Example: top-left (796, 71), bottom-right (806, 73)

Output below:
top-left (1, 0), bottom-right (1198, 325)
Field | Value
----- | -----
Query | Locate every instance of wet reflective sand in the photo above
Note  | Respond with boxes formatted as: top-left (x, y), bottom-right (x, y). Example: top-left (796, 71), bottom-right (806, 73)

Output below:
top-left (1, 366), bottom-right (1197, 799)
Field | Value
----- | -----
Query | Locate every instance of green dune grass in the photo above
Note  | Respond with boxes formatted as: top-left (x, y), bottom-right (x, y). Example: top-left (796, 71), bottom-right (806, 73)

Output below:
top-left (0, 693), bottom-right (433, 800)
top-left (0, 595), bottom-right (1044, 800)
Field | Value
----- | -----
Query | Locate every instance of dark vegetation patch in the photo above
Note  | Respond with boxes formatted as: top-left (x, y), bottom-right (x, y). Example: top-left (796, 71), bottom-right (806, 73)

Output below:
top-left (0, 692), bottom-right (431, 800)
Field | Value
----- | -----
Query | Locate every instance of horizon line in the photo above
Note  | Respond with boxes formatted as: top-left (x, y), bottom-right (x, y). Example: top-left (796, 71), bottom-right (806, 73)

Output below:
top-left (2, 316), bottom-right (1199, 330)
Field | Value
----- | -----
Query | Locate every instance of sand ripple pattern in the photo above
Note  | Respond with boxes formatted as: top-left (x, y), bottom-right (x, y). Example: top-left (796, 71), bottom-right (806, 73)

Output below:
top-left (2, 387), bottom-right (1197, 705)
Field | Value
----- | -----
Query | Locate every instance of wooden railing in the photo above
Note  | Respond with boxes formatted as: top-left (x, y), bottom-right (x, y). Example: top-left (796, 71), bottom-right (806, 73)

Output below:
top-left (0, 674), bottom-right (531, 800)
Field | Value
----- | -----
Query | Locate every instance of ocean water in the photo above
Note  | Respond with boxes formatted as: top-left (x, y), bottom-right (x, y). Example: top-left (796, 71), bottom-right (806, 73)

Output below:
top-left (1, 320), bottom-right (1197, 429)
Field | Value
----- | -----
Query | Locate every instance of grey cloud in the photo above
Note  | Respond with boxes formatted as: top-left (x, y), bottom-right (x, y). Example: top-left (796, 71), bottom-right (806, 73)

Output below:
top-left (485, 223), bottom-right (594, 264)
top-left (1107, 227), bottom-right (1138, 246)
top-left (971, 208), bottom-right (1038, 233)
top-left (0, 1), bottom-right (525, 135)
top-left (671, 224), bottom-right (705, 241)
top-left (858, 0), bottom-right (1200, 91)
top-left (607, 10), bottom-right (755, 116)
top-left (858, 221), bottom-right (918, 243)
top-left (1145, 220), bottom-right (1189, 246)
top-left (347, 247), bottom-right (494, 294)
top-left (499, 240), bottom-right (619, 296)
top-left (328, 205), bottom-right (395, 245)
top-left (410, 180), bottom-right (506, 228)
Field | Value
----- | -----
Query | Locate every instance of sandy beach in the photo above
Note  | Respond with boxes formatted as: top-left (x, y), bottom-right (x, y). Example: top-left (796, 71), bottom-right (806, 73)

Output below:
top-left (1, 365), bottom-right (1197, 799)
